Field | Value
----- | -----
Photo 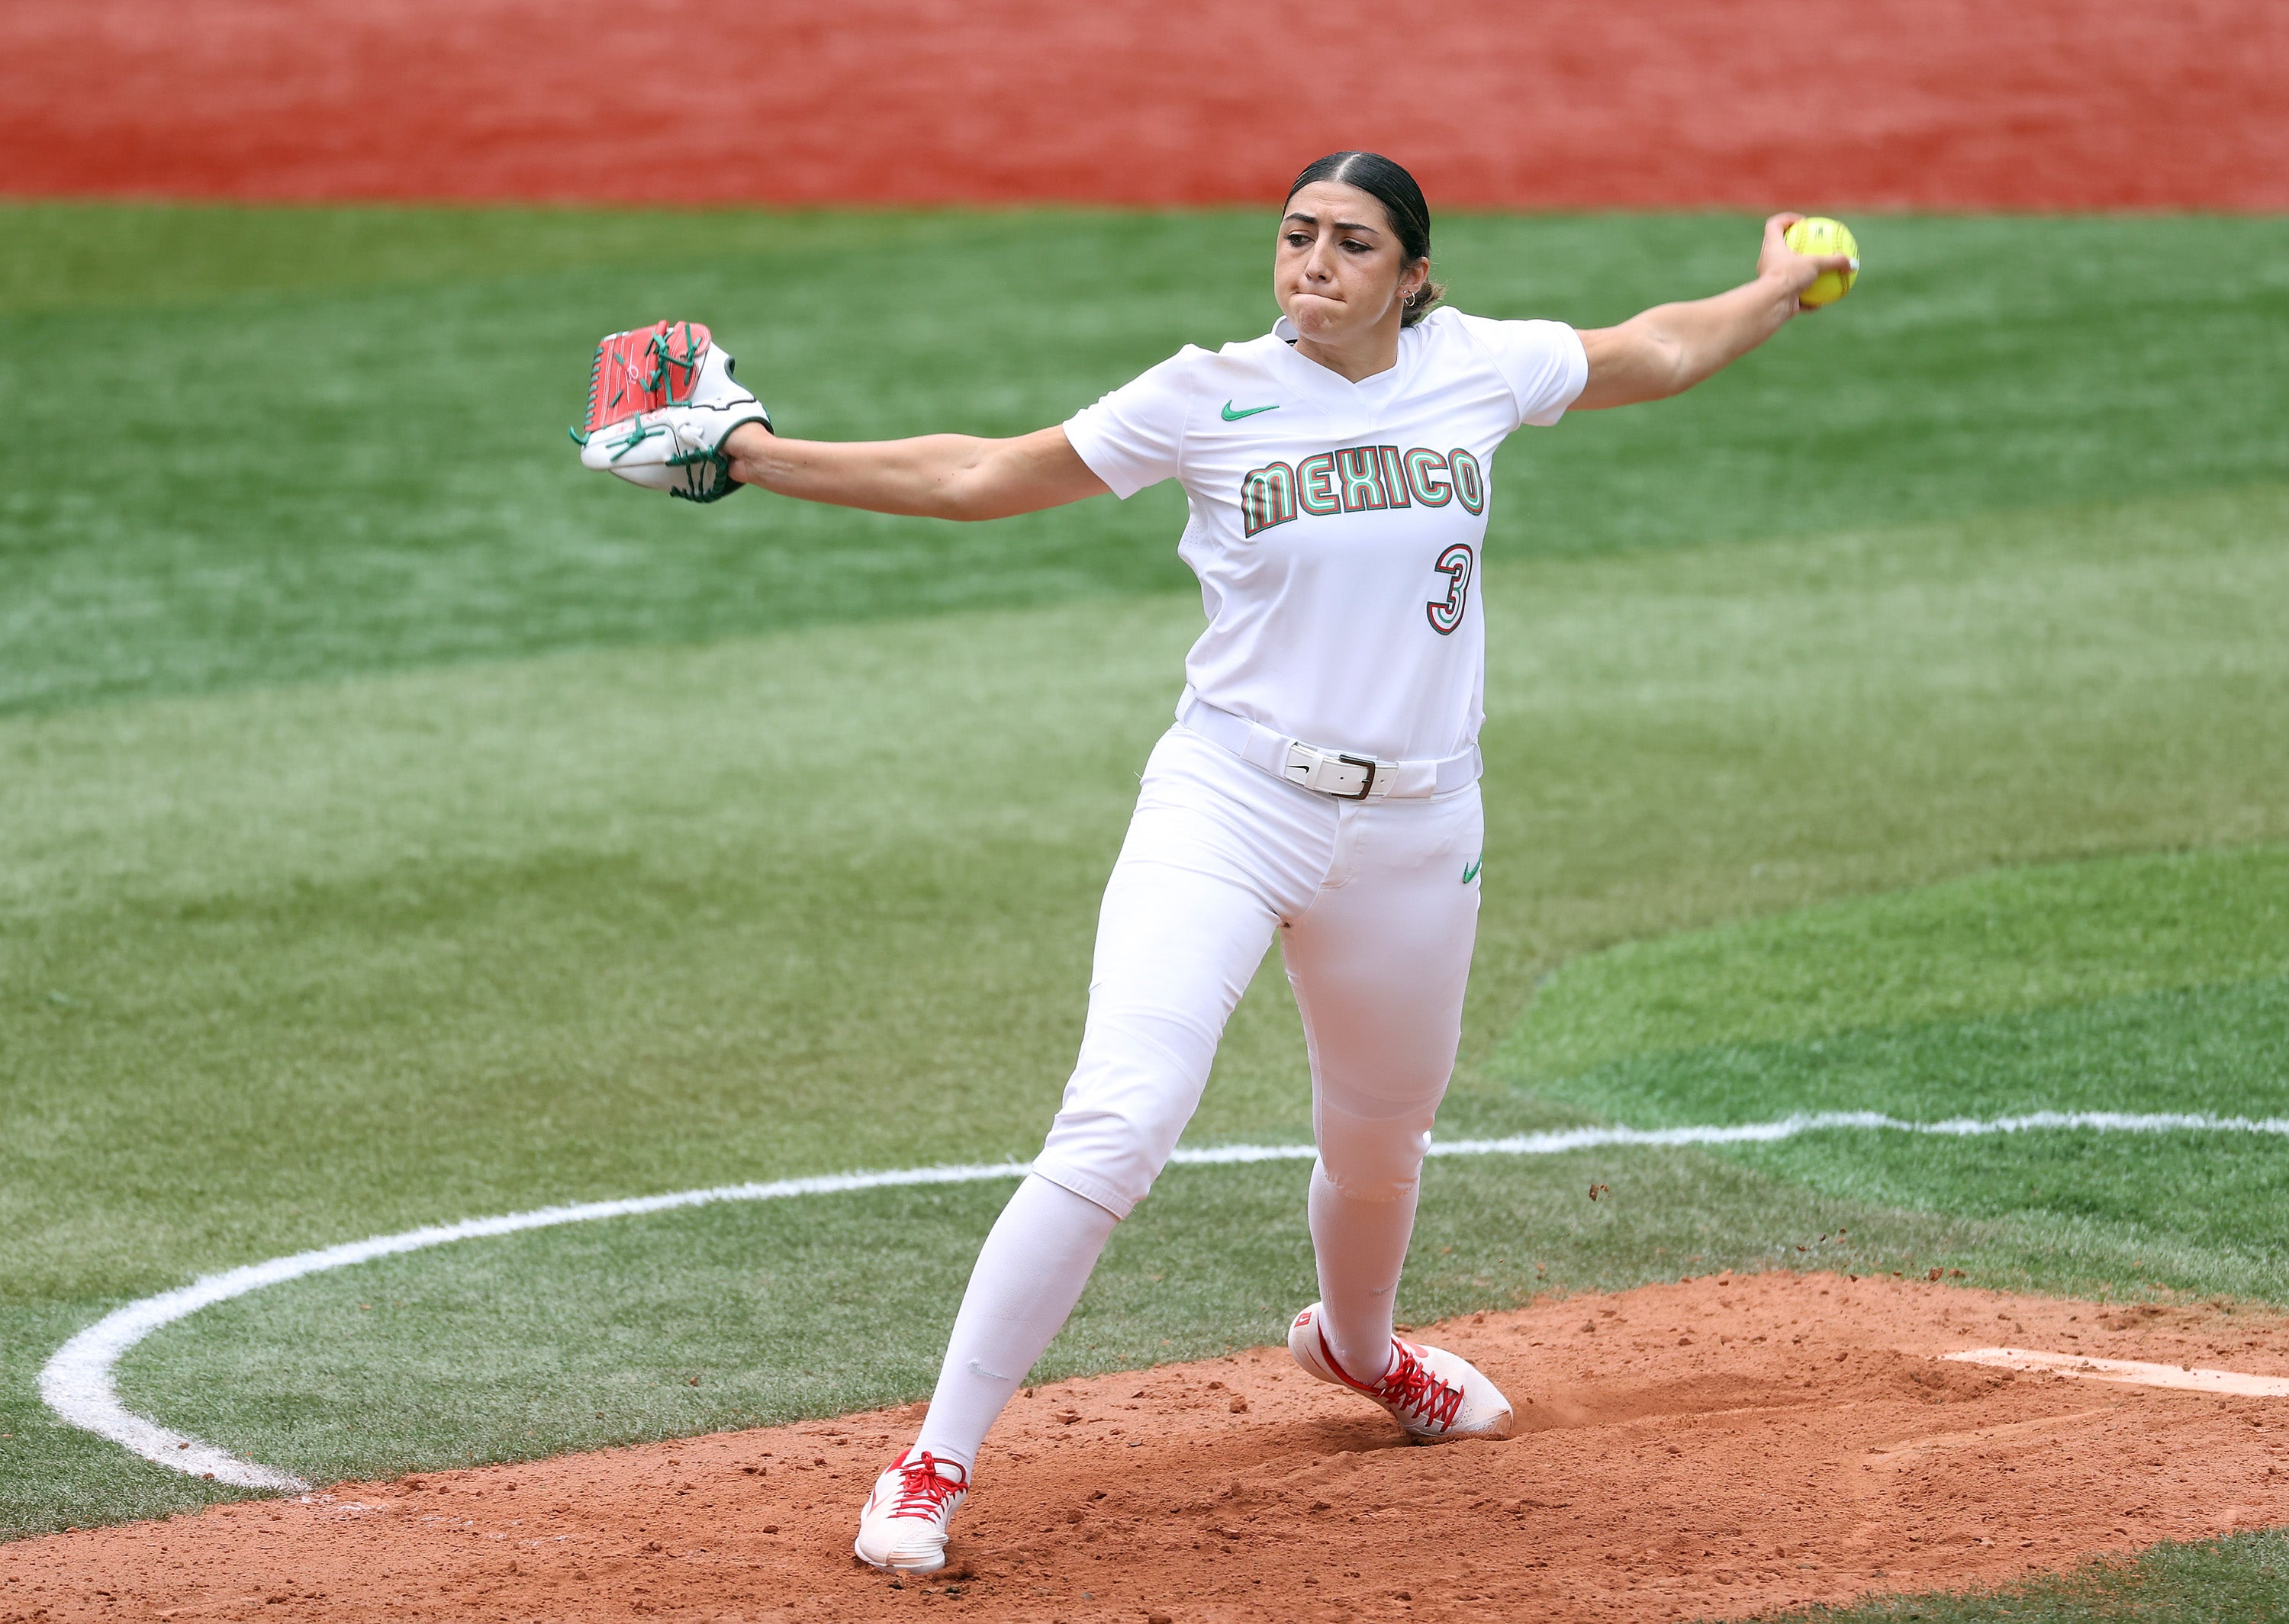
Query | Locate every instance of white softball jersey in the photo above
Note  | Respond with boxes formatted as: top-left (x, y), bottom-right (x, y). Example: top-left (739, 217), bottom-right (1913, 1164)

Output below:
top-left (1064, 307), bottom-right (1587, 764)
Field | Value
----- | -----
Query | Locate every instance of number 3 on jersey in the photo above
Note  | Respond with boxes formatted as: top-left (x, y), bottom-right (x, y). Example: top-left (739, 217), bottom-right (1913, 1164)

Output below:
top-left (1426, 543), bottom-right (1474, 635)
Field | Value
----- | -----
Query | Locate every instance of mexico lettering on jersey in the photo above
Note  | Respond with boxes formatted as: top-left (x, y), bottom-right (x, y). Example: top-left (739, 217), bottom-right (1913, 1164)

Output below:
top-left (1238, 445), bottom-right (1486, 533)
top-left (1064, 307), bottom-right (1586, 764)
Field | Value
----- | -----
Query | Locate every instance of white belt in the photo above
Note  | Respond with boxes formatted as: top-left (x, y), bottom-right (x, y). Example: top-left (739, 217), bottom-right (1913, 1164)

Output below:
top-left (1173, 690), bottom-right (1479, 802)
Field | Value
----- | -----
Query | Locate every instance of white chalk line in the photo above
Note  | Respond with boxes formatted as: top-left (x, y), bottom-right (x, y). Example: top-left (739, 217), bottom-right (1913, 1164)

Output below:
top-left (40, 1108), bottom-right (2289, 1492)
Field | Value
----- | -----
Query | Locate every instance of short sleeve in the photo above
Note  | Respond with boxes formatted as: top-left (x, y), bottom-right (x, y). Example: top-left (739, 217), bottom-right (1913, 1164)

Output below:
top-left (1062, 349), bottom-right (1198, 498)
top-left (1450, 314), bottom-right (1589, 429)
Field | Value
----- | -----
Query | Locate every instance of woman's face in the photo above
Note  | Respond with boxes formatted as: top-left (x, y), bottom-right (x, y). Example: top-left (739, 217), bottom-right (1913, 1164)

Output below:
top-left (1273, 180), bottom-right (1428, 345)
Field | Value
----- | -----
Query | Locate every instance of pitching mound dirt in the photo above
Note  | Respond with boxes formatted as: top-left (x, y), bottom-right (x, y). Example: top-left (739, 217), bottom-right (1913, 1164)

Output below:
top-left (10, 1272), bottom-right (2289, 1622)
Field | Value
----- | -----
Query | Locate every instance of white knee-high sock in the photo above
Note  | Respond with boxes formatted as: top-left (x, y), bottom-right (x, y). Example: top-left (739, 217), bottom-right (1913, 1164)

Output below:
top-left (909, 1174), bottom-right (1119, 1475)
top-left (1307, 1160), bottom-right (1417, 1384)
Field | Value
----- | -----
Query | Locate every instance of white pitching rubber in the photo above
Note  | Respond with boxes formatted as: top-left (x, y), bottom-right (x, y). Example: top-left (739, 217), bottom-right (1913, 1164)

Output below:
top-left (1944, 1347), bottom-right (2289, 1397)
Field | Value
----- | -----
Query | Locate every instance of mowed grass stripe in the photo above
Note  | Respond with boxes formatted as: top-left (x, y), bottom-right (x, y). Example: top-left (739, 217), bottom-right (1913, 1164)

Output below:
top-left (5, 210), bottom-right (2287, 713)
top-left (5, 485), bottom-right (2284, 1297)
top-left (1506, 846), bottom-right (2289, 1092)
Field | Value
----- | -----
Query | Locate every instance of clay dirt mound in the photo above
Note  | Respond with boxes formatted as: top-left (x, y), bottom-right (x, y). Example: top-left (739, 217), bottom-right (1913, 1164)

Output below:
top-left (0, 1), bottom-right (2283, 210)
top-left (9, 1272), bottom-right (2289, 1621)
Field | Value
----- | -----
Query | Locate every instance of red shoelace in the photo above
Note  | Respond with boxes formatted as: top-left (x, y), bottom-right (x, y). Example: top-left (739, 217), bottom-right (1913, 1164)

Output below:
top-left (1368, 1342), bottom-right (1465, 1431)
top-left (887, 1452), bottom-right (967, 1519)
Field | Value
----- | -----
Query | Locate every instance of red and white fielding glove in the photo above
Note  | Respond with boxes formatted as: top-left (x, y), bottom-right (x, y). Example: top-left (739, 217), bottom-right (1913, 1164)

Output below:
top-left (571, 320), bottom-right (771, 503)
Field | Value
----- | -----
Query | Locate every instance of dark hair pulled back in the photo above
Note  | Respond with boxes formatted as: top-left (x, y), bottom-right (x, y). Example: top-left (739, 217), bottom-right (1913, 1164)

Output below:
top-left (1283, 151), bottom-right (1445, 326)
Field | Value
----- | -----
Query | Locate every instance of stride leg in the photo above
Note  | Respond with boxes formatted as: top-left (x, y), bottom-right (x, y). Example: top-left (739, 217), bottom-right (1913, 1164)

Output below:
top-left (909, 1174), bottom-right (1117, 1474)
top-left (855, 728), bottom-right (1328, 1568)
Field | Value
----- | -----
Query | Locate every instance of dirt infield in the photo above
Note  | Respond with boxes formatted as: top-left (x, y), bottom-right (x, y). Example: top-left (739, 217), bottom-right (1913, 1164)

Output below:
top-left (10, 1272), bottom-right (2288, 1622)
top-left (1, 0), bottom-right (2282, 209)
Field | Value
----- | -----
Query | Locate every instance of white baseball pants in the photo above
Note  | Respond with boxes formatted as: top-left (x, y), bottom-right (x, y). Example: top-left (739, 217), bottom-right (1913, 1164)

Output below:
top-left (910, 723), bottom-right (1483, 1472)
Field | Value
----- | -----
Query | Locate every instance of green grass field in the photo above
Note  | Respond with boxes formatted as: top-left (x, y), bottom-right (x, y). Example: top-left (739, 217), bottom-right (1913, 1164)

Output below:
top-left (4, 204), bottom-right (2287, 1620)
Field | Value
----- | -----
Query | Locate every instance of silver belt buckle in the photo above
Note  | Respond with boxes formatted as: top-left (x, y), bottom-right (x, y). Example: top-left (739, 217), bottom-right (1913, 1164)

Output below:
top-left (1288, 744), bottom-right (1380, 800)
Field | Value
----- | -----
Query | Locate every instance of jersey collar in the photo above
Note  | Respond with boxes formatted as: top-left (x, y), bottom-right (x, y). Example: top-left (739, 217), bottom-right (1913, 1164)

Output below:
top-left (1265, 314), bottom-right (1422, 398)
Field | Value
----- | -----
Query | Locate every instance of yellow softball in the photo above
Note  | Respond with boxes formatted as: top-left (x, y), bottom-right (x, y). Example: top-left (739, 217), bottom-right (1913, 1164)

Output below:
top-left (1784, 217), bottom-right (1860, 308)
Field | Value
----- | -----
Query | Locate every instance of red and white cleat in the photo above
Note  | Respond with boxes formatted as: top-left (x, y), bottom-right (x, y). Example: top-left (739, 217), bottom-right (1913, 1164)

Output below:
top-left (1288, 1302), bottom-right (1515, 1442)
top-left (853, 1449), bottom-right (970, 1572)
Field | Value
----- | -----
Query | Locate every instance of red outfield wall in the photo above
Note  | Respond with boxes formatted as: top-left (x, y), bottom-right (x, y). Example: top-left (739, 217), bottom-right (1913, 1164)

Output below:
top-left (2, 0), bottom-right (2283, 208)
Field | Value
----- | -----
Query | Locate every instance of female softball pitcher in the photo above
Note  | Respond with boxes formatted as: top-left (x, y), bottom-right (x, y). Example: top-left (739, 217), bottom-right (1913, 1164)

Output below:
top-left (577, 150), bottom-right (1853, 1572)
